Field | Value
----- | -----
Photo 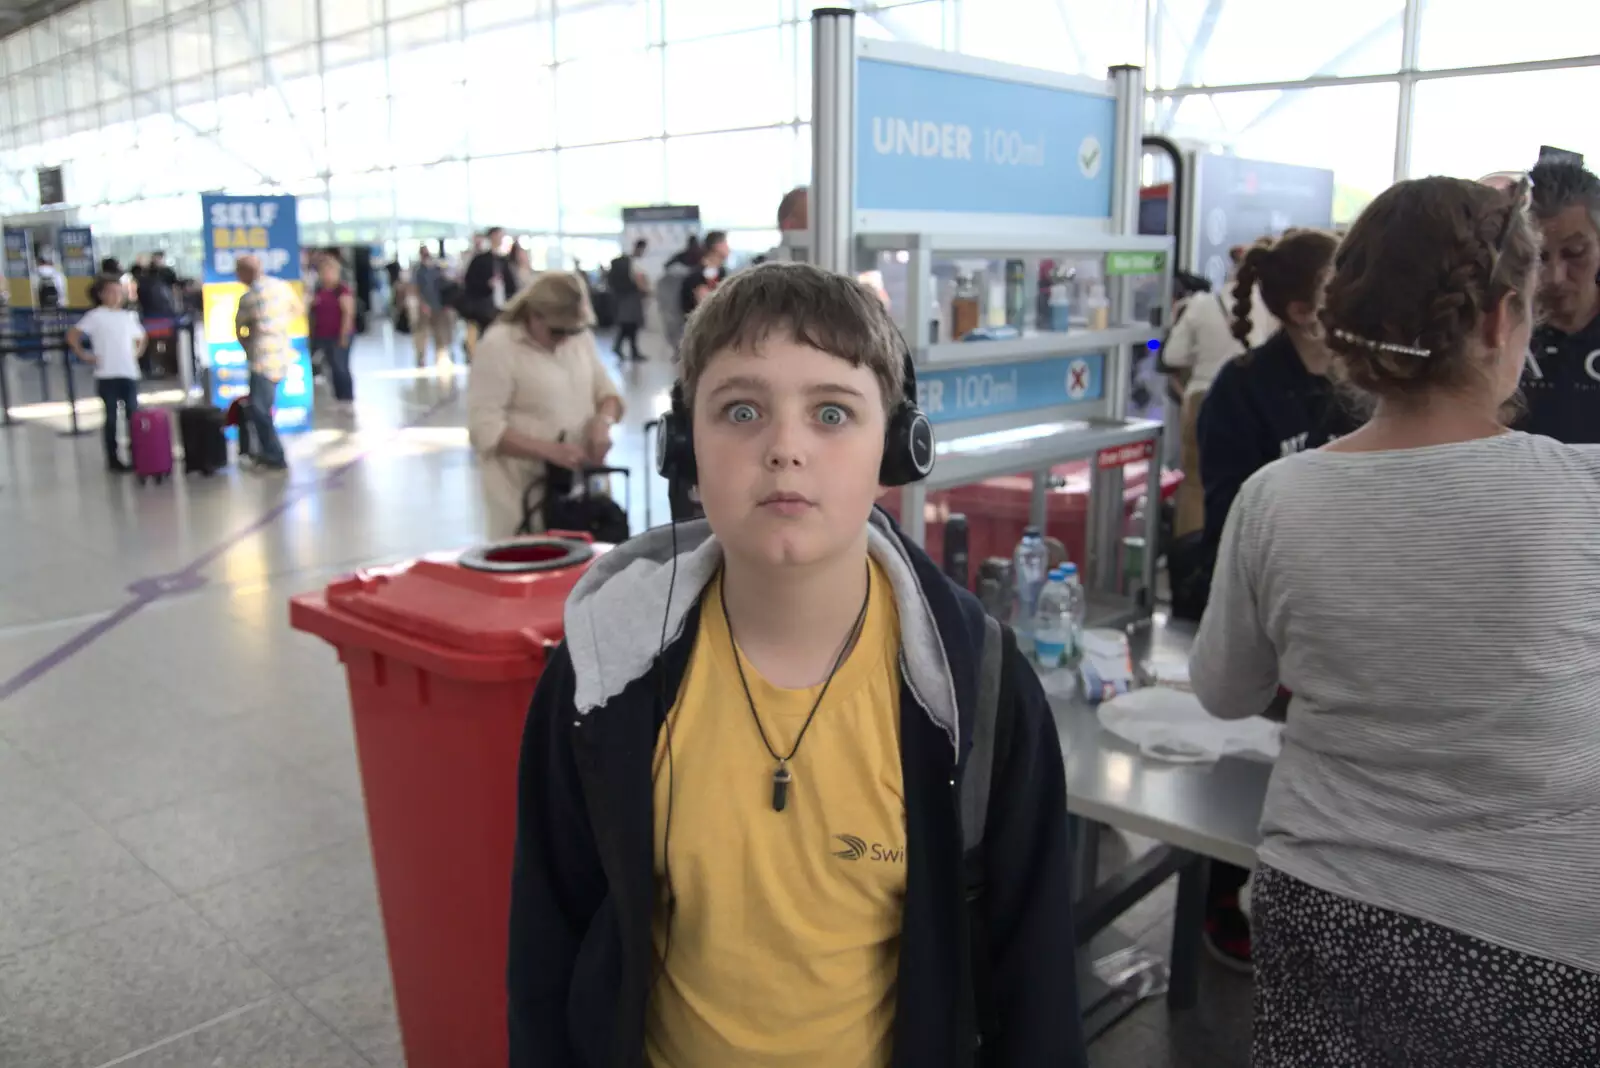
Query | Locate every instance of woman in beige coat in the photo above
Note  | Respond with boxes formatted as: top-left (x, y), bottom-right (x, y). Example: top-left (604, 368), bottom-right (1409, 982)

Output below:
top-left (467, 271), bottom-right (623, 539)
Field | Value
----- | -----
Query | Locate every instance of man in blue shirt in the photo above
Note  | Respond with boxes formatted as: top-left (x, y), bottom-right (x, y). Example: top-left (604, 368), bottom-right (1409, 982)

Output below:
top-left (409, 245), bottom-right (454, 367)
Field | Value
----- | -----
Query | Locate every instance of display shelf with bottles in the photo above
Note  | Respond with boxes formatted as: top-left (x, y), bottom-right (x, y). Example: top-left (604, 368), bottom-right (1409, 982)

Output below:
top-left (857, 234), bottom-right (1173, 367)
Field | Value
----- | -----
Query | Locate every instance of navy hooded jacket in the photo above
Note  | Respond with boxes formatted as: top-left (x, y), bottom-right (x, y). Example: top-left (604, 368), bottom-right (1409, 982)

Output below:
top-left (506, 509), bottom-right (1087, 1068)
top-left (1197, 330), bottom-right (1362, 550)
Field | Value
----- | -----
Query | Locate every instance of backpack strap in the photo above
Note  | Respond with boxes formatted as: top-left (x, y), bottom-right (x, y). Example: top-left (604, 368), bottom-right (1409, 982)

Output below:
top-left (962, 615), bottom-right (1005, 850)
top-left (961, 614), bottom-right (1009, 1059)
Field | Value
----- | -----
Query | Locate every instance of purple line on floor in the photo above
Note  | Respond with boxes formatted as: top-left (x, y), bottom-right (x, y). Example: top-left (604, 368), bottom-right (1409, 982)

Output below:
top-left (0, 394), bottom-right (457, 702)
top-left (0, 597), bottom-right (152, 703)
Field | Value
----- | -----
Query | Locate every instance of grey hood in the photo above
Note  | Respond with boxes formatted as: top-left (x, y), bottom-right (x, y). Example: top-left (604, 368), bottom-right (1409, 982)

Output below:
top-left (562, 511), bottom-right (961, 754)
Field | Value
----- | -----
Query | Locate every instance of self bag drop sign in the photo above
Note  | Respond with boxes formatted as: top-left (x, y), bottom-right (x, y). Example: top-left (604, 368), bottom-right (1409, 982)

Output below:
top-left (855, 58), bottom-right (1116, 218)
top-left (200, 194), bottom-right (312, 432)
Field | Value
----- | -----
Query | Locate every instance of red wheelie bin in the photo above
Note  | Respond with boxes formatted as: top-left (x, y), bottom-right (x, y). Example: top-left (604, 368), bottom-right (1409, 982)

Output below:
top-left (288, 535), bottom-right (602, 1068)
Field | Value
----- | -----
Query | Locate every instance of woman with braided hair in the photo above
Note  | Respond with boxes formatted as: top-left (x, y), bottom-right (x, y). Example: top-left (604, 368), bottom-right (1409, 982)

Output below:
top-left (1197, 229), bottom-right (1354, 556)
top-left (1191, 176), bottom-right (1600, 1065)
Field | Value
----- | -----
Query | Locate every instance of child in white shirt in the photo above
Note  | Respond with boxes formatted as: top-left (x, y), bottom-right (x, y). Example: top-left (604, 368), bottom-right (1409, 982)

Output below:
top-left (67, 277), bottom-right (147, 472)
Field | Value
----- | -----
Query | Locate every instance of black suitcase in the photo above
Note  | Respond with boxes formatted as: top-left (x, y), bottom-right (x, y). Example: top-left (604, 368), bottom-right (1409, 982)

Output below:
top-left (591, 288), bottom-right (617, 329)
top-left (179, 404), bottom-right (229, 475)
top-left (524, 464), bottom-right (631, 543)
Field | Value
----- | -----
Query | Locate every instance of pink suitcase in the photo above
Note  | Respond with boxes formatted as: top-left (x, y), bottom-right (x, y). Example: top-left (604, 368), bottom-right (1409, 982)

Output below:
top-left (130, 408), bottom-right (174, 485)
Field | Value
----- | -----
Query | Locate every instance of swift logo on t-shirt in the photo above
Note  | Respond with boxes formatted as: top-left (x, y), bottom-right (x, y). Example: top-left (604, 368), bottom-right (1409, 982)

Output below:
top-left (832, 834), bottom-right (905, 864)
top-left (833, 834), bottom-right (868, 860)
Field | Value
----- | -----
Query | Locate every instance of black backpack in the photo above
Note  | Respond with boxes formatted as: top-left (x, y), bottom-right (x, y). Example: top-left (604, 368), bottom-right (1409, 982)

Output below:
top-left (36, 275), bottom-right (60, 308)
top-left (1167, 530), bottom-right (1214, 622)
top-left (607, 256), bottom-right (637, 296)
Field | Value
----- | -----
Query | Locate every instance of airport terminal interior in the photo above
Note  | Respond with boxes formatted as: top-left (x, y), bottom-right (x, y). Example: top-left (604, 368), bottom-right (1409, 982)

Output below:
top-left (1, 1), bottom-right (1598, 1066)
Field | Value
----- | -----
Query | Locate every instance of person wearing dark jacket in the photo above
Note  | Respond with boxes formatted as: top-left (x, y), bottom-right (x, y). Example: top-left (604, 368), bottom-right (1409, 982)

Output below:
top-left (136, 251), bottom-right (178, 319)
top-left (508, 262), bottom-right (1086, 1068)
top-left (1519, 159), bottom-right (1600, 443)
top-left (1198, 229), bottom-right (1353, 554)
top-left (1193, 227), bottom-right (1357, 976)
top-left (463, 226), bottom-right (518, 334)
top-left (678, 229), bottom-right (729, 317)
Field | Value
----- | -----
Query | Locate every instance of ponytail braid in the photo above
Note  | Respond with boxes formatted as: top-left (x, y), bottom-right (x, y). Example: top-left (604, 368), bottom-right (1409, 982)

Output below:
top-left (1232, 242), bottom-right (1271, 347)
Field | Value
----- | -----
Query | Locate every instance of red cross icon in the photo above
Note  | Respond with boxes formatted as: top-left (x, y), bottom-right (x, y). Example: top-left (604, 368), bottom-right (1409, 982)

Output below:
top-left (1069, 365), bottom-right (1088, 393)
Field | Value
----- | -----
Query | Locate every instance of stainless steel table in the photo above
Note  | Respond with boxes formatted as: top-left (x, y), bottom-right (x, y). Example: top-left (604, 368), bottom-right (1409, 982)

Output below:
top-left (1047, 617), bottom-right (1271, 1031)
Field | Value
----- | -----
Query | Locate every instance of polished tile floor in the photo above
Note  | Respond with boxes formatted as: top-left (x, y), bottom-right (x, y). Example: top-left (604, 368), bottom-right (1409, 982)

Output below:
top-left (0, 327), bottom-right (1248, 1067)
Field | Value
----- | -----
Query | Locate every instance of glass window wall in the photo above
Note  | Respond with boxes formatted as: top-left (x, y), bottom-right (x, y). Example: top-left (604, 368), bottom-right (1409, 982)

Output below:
top-left (0, 0), bottom-right (1594, 274)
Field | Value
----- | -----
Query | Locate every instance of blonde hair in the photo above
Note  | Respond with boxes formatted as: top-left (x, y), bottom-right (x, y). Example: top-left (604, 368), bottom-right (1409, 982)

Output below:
top-left (496, 270), bottom-right (592, 329)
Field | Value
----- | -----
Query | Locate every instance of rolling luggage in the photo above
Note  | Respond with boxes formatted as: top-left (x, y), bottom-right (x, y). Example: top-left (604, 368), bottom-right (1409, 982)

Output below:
top-left (179, 404), bottom-right (229, 475)
top-left (130, 408), bottom-right (174, 485)
top-left (140, 318), bottom-right (180, 378)
top-left (525, 464), bottom-right (631, 544)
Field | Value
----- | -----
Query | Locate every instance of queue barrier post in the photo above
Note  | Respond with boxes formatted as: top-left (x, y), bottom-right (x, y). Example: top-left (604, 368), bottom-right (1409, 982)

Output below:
top-left (0, 347), bottom-right (14, 428)
top-left (54, 324), bottom-right (92, 438)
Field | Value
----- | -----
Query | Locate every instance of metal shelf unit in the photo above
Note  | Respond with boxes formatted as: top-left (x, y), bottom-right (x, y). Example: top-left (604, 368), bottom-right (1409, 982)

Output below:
top-left (809, 17), bottom-right (1172, 606)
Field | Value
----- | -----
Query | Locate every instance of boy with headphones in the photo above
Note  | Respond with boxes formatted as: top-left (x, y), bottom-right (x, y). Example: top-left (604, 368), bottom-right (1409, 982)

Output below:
top-left (508, 262), bottom-right (1086, 1067)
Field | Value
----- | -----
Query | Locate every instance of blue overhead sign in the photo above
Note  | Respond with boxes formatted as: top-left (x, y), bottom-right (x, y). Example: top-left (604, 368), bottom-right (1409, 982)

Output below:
top-left (856, 58), bottom-right (1116, 218)
top-left (916, 353), bottom-right (1106, 426)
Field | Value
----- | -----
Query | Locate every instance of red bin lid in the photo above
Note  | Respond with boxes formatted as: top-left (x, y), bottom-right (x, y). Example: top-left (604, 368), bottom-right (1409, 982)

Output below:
top-left (317, 536), bottom-right (600, 664)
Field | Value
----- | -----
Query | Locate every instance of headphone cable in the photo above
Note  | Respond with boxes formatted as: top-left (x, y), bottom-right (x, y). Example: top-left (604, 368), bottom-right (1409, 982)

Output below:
top-left (652, 511), bottom-right (681, 983)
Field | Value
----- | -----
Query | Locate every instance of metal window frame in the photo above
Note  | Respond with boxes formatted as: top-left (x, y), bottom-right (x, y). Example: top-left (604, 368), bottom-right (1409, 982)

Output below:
top-left (2, 0), bottom-right (1598, 248)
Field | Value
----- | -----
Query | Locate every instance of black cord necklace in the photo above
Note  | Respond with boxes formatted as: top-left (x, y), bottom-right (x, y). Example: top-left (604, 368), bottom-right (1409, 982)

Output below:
top-left (721, 563), bottom-right (872, 812)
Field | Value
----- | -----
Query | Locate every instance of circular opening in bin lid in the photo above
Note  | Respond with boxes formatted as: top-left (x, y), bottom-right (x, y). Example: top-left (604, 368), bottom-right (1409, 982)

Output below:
top-left (458, 537), bottom-right (594, 573)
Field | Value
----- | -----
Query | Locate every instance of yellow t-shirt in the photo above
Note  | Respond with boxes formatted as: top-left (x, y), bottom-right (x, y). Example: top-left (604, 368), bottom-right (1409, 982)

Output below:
top-left (646, 558), bottom-right (906, 1068)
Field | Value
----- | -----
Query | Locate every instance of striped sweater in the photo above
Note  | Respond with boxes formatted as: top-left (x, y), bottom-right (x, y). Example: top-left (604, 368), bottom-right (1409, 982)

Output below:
top-left (1191, 432), bottom-right (1600, 973)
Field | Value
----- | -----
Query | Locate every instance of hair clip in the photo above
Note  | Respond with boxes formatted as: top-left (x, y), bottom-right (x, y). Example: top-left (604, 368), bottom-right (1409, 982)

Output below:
top-left (1332, 328), bottom-right (1431, 359)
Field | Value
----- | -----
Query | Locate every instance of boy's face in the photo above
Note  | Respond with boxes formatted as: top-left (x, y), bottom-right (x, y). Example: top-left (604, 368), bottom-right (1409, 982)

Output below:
top-left (693, 335), bottom-right (888, 570)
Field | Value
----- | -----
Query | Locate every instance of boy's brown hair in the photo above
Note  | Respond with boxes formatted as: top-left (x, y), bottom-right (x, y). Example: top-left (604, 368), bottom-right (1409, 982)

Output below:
top-left (677, 261), bottom-right (905, 412)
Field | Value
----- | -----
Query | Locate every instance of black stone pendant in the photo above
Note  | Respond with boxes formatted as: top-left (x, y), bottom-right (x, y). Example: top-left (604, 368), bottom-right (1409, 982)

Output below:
top-left (772, 762), bottom-right (792, 812)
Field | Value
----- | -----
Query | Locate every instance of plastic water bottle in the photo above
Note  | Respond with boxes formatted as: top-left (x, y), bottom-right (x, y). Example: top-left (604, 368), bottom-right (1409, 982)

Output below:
top-left (1048, 273), bottom-right (1072, 332)
top-left (1012, 526), bottom-right (1049, 646)
top-left (1059, 562), bottom-right (1087, 667)
top-left (1123, 495), bottom-right (1149, 604)
top-left (1033, 569), bottom-right (1071, 668)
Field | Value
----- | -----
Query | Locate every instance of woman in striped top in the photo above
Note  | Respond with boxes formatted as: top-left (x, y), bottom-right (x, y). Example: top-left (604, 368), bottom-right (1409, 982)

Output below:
top-left (1191, 175), bottom-right (1600, 1066)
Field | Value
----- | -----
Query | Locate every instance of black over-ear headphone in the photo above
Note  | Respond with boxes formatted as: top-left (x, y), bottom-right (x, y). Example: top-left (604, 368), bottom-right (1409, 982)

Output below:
top-left (655, 340), bottom-right (934, 488)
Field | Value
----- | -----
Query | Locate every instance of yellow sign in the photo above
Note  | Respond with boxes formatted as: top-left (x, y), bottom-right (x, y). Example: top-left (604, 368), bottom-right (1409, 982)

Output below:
top-left (65, 277), bottom-right (94, 309)
top-left (212, 226), bottom-right (271, 250)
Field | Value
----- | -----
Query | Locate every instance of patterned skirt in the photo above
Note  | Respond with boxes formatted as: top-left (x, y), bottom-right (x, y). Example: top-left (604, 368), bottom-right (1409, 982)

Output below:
top-left (1251, 865), bottom-right (1600, 1067)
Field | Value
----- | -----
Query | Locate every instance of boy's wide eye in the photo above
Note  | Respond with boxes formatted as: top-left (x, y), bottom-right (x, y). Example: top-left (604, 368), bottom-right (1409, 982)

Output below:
top-left (725, 402), bottom-right (759, 424)
top-left (817, 404), bottom-right (851, 426)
